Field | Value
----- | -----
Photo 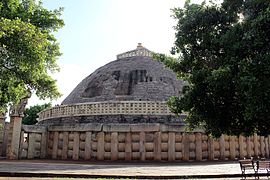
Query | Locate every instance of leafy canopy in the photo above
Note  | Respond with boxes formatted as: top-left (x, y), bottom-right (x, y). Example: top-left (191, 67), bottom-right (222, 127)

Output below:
top-left (0, 0), bottom-right (64, 111)
top-left (22, 103), bottom-right (51, 125)
top-left (155, 0), bottom-right (270, 137)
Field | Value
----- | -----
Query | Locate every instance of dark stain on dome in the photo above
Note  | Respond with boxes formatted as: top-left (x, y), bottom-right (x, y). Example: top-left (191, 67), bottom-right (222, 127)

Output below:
top-left (114, 69), bottom-right (152, 96)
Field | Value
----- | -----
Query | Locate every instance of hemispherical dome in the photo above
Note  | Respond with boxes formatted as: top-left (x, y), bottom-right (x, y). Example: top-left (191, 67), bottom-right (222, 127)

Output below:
top-left (62, 46), bottom-right (184, 105)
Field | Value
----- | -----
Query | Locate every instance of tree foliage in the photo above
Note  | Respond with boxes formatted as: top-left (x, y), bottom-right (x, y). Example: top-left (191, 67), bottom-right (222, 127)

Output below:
top-left (155, 0), bottom-right (270, 137)
top-left (0, 0), bottom-right (64, 112)
top-left (22, 103), bottom-right (51, 125)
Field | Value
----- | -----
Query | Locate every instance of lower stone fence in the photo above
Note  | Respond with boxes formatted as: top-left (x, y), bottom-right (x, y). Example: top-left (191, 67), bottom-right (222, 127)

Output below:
top-left (19, 123), bottom-right (270, 161)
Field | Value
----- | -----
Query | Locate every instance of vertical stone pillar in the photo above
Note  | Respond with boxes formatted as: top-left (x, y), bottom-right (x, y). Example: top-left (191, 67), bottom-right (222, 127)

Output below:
top-left (0, 113), bottom-right (6, 156)
top-left (27, 133), bottom-right (35, 159)
top-left (254, 134), bottom-right (259, 158)
top-left (195, 133), bottom-right (202, 161)
top-left (265, 136), bottom-right (269, 158)
top-left (265, 137), bottom-right (269, 158)
top-left (168, 132), bottom-right (175, 161)
top-left (208, 137), bottom-right (214, 160)
top-left (229, 136), bottom-right (236, 160)
top-left (111, 132), bottom-right (118, 160)
top-left (73, 132), bottom-right (79, 160)
top-left (61, 132), bottom-right (69, 160)
top-left (219, 135), bottom-right (225, 160)
top-left (40, 131), bottom-right (48, 159)
top-left (7, 94), bottom-right (30, 159)
top-left (7, 115), bottom-right (22, 159)
top-left (125, 132), bottom-right (132, 161)
top-left (154, 131), bottom-right (161, 161)
top-left (239, 135), bottom-right (244, 159)
top-left (97, 132), bottom-right (105, 160)
top-left (19, 130), bottom-right (25, 158)
top-left (84, 132), bottom-right (92, 160)
top-left (260, 136), bottom-right (265, 158)
top-left (52, 131), bottom-right (59, 159)
top-left (182, 133), bottom-right (189, 161)
top-left (139, 131), bottom-right (145, 161)
top-left (246, 137), bottom-right (251, 158)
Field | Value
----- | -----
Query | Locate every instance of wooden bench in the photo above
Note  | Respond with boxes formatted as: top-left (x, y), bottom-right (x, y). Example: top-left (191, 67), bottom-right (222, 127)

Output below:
top-left (255, 160), bottom-right (270, 178)
top-left (239, 159), bottom-right (256, 179)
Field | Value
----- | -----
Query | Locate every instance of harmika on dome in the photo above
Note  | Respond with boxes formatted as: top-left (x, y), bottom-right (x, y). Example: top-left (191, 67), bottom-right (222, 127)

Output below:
top-left (38, 43), bottom-right (185, 125)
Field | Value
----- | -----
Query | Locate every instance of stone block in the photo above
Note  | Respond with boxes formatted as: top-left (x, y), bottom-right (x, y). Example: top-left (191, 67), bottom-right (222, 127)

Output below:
top-left (130, 123), bottom-right (159, 132)
top-left (7, 116), bottom-right (22, 159)
top-left (52, 132), bottom-right (59, 159)
top-left (103, 124), bottom-right (130, 132)
top-left (97, 132), bottom-right (105, 160)
top-left (62, 132), bottom-right (68, 160)
top-left (84, 132), bottom-right (92, 160)
top-left (160, 124), bottom-right (185, 132)
top-left (22, 125), bottom-right (46, 133)
top-left (125, 132), bottom-right (132, 160)
top-left (153, 131), bottom-right (161, 160)
top-left (48, 123), bottom-right (102, 132)
top-left (168, 132), bottom-right (175, 161)
top-left (118, 133), bottom-right (125, 143)
top-left (72, 132), bottom-right (80, 160)
top-left (111, 132), bottom-right (118, 160)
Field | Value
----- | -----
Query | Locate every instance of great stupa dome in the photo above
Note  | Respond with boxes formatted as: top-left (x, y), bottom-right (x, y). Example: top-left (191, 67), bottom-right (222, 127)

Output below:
top-left (62, 43), bottom-right (183, 104)
top-left (38, 44), bottom-right (185, 125)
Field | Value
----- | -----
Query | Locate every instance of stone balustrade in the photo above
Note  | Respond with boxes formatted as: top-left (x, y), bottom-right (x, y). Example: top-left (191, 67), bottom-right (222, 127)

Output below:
top-left (38, 101), bottom-right (173, 122)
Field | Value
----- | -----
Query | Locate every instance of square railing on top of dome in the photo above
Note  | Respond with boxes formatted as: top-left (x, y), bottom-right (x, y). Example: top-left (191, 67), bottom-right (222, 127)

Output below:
top-left (116, 48), bottom-right (152, 59)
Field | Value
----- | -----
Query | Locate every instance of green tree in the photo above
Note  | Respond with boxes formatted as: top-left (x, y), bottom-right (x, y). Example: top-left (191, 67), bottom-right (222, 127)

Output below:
top-left (22, 103), bottom-right (51, 125)
top-left (155, 0), bottom-right (270, 137)
top-left (0, 0), bottom-right (64, 112)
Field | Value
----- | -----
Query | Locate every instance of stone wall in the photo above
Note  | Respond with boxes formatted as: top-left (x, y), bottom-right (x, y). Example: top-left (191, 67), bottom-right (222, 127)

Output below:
top-left (19, 123), bottom-right (270, 161)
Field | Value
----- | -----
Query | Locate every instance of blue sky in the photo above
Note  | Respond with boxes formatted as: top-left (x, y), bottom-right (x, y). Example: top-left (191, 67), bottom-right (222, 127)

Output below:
top-left (28, 0), bottom-right (202, 106)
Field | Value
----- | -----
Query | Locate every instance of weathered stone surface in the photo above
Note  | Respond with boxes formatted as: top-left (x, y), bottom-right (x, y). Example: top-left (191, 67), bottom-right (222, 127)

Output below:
top-left (22, 125), bottom-right (46, 133)
top-left (62, 56), bottom-right (184, 104)
top-left (160, 124), bottom-right (185, 132)
top-left (7, 116), bottom-right (22, 159)
top-left (38, 115), bottom-right (185, 125)
top-left (131, 123), bottom-right (160, 132)
top-left (103, 124), bottom-right (130, 132)
top-left (48, 123), bottom-right (102, 132)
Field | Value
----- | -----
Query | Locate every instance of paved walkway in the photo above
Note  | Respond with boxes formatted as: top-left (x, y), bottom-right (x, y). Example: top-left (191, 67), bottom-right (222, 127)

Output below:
top-left (0, 159), bottom-right (257, 179)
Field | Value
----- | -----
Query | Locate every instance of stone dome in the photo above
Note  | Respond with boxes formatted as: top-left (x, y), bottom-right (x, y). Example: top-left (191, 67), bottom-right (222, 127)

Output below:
top-left (62, 45), bottom-right (184, 105)
top-left (38, 44), bottom-right (186, 125)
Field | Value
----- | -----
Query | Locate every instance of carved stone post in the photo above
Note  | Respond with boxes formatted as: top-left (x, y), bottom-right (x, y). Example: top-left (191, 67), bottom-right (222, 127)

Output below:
top-left (7, 94), bottom-right (30, 159)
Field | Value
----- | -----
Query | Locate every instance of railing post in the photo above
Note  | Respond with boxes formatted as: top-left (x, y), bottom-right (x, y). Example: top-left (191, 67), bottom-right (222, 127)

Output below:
top-left (195, 132), bottom-right (202, 161)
